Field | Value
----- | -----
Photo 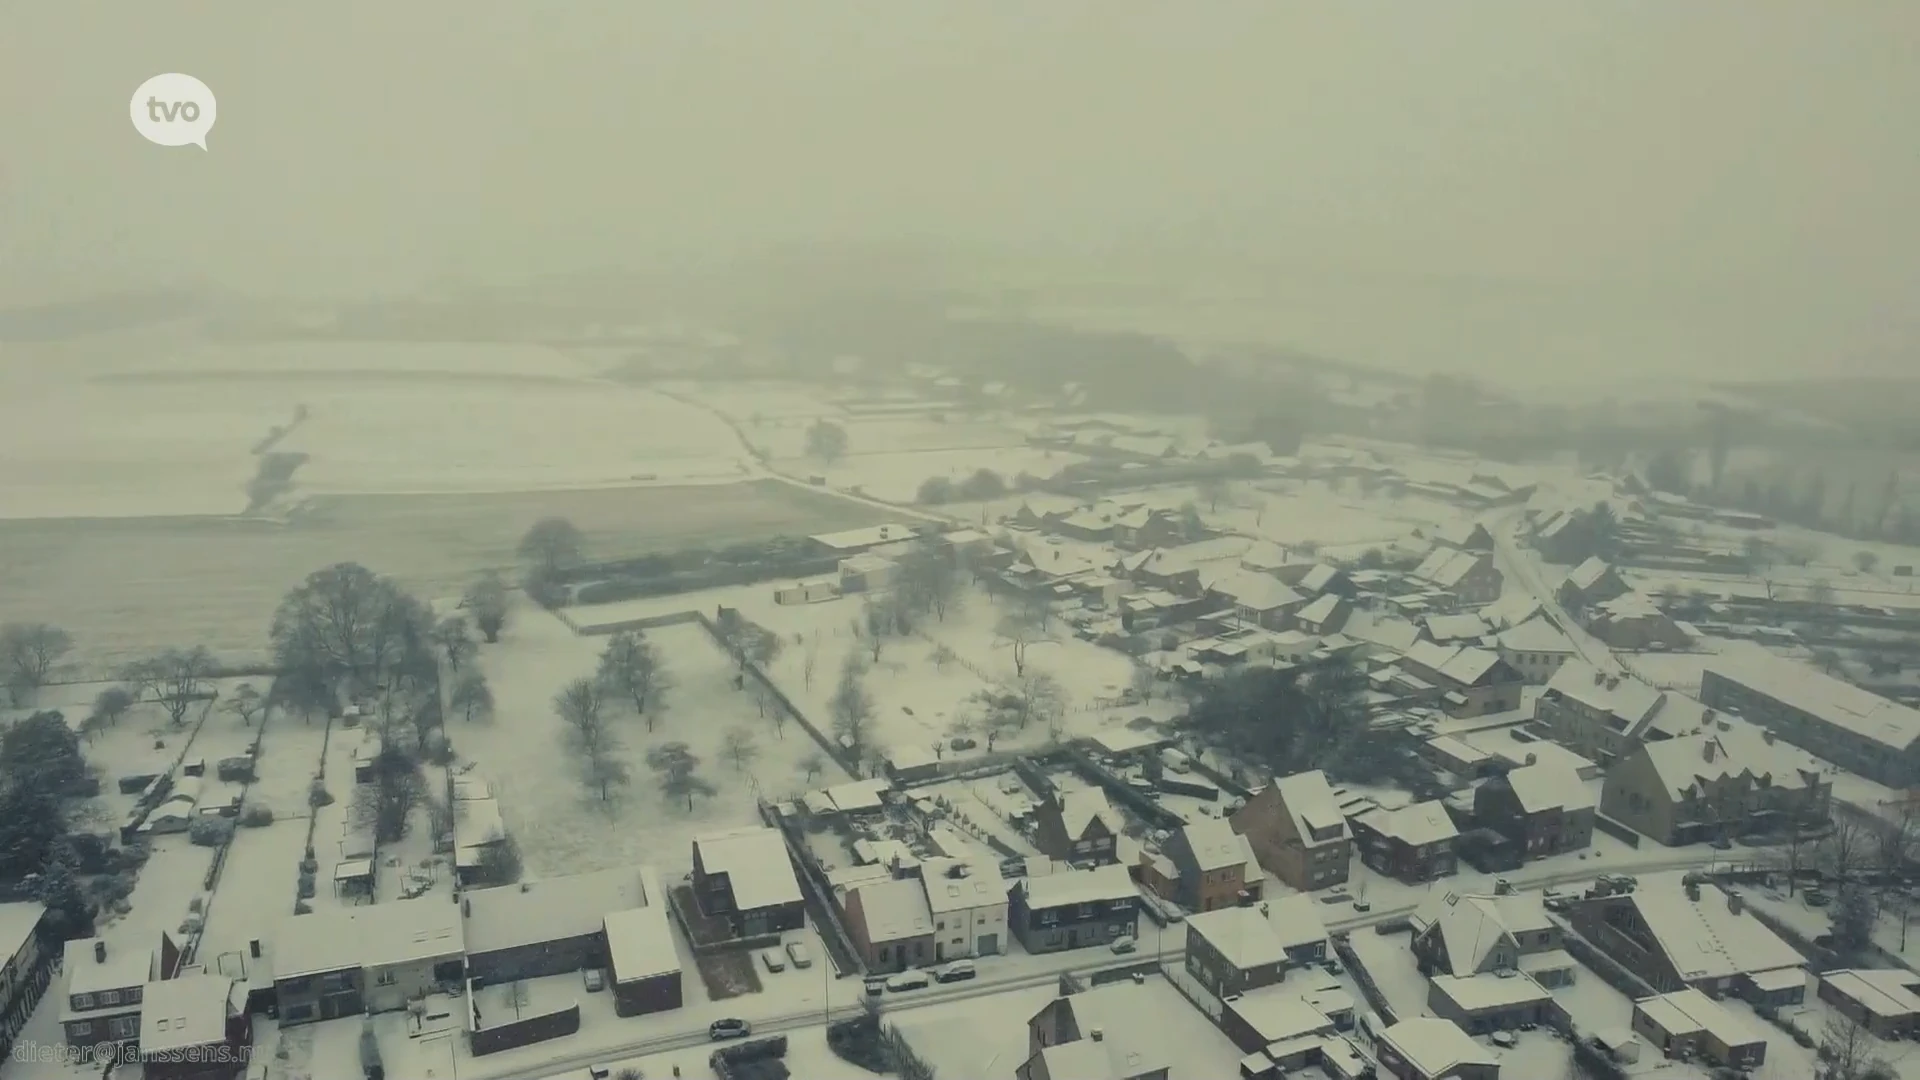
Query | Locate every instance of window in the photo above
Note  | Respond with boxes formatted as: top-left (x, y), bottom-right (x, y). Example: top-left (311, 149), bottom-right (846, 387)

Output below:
top-left (280, 977), bottom-right (311, 994)
top-left (375, 969), bottom-right (396, 987)
top-left (68, 1021), bottom-right (92, 1038)
top-left (127, 987), bottom-right (141, 1004)
top-left (99, 990), bottom-right (120, 1006)
top-left (71, 993), bottom-right (94, 1011)
top-left (936, 920), bottom-right (946, 932)
top-left (108, 1016), bottom-right (139, 1039)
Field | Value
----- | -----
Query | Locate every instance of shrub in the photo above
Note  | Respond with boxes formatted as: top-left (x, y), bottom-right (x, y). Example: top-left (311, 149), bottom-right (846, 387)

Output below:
top-left (240, 805), bottom-right (275, 828)
top-left (308, 780), bottom-right (333, 808)
top-left (826, 1015), bottom-right (890, 1073)
top-left (188, 818), bottom-right (234, 847)
top-left (299, 855), bottom-right (318, 874)
top-left (296, 871), bottom-right (316, 900)
top-left (293, 899), bottom-right (312, 914)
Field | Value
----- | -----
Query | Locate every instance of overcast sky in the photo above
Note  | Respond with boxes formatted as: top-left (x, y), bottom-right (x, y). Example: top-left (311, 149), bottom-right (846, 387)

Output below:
top-left (4, 2), bottom-right (1916, 380)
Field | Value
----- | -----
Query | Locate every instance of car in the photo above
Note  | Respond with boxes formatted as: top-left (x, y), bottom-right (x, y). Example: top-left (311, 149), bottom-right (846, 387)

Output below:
top-left (864, 976), bottom-right (888, 996)
top-left (709, 1019), bottom-right (752, 1041)
top-left (1110, 936), bottom-right (1138, 955)
top-left (1351, 899), bottom-right (1371, 912)
top-left (935, 960), bottom-right (977, 983)
top-left (886, 970), bottom-right (931, 992)
top-left (1321, 959), bottom-right (1344, 976)
top-left (785, 941), bottom-right (813, 969)
top-left (1805, 888), bottom-right (1831, 907)
top-left (759, 948), bottom-right (786, 973)
top-left (581, 967), bottom-right (605, 993)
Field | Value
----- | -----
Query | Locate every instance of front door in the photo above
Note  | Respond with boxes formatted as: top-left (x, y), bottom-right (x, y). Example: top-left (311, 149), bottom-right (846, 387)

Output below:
top-left (977, 934), bottom-right (999, 956)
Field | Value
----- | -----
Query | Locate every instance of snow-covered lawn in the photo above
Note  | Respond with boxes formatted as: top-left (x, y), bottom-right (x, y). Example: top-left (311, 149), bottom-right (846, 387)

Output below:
top-left (782, 445), bottom-right (1086, 504)
top-left (457, 600), bottom-right (820, 880)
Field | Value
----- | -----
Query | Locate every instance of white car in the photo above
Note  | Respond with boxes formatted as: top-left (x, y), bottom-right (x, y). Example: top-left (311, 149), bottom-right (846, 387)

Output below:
top-left (885, 970), bottom-right (931, 992)
top-left (1110, 936), bottom-right (1138, 955)
top-left (785, 941), bottom-right (813, 969)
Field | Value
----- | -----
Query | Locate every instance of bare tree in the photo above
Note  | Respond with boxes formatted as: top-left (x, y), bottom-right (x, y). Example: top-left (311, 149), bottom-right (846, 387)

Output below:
top-left (805, 419), bottom-right (849, 462)
top-left (518, 517), bottom-right (586, 578)
top-left (1825, 815), bottom-right (1873, 883)
top-left (123, 647), bottom-right (217, 726)
top-left (89, 686), bottom-right (136, 731)
top-left (646, 742), bottom-right (717, 812)
top-left (223, 683), bottom-right (266, 726)
top-left (896, 541), bottom-right (960, 622)
top-left (1196, 475), bottom-right (1231, 513)
top-left (830, 655), bottom-right (875, 758)
top-left (1874, 801), bottom-right (1919, 882)
top-left (0, 623), bottom-right (73, 705)
top-left (1129, 664), bottom-right (1156, 702)
top-left (1821, 1007), bottom-right (1893, 1080)
top-left (722, 727), bottom-right (760, 772)
top-left (554, 677), bottom-right (626, 801)
top-left (271, 562), bottom-right (432, 694)
top-left (1774, 824), bottom-right (1815, 897)
top-left (995, 608), bottom-right (1050, 677)
top-left (714, 608), bottom-right (781, 671)
top-left (432, 616), bottom-right (474, 672)
top-left (798, 750), bottom-right (827, 784)
top-left (463, 572), bottom-right (510, 643)
top-left (596, 630), bottom-right (664, 728)
top-left (931, 644), bottom-right (956, 672)
top-left (1855, 550), bottom-right (1881, 574)
top-left (449, 670), bottom-right (494, 723)
top-left (802, 633), bottom-right (822, 689)
top-left (1013, 670), bottom-right (1068, 731)
top-left (753, 683), bottom-right (789, 738)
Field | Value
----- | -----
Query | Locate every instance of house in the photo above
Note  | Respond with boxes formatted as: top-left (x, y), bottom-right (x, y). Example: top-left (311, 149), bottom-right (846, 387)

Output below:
top-left (139, 973), bottom-right (250, 1080)
top-left (1818, 969), bottom-right (1920, 1038)
top-left (1531, 509), bottom-right (1595, 565)
top-left (1294, 594), bottom-right (1351, 635)
top-left (61, 936), bottom-right (166, 1054)
top-left (0, 902), bottom-right (49, 1059)
top-left (1412, 890), bottom-right (1575, 987)
top-left (1375, 1017), bottom-right (1499, 1080)
top-left (1155, 819), bottom-right (1262, 912)
top-left (462, 864), bottom-right (660, 983)
top-left (1219, 989), bottom-right (1338, 1057)
top-left (274, 900), bottom-right (466, 1024)
top-left (1399, 643), bottom-right (1524, 718)
top-left (1472, 761), bottom-right (1595, 860)
top-left (1297, 564), bottom-right (1355, 598)
top-left (1112, 507), bottom-right (1185, 551)
top-left (1433, 522), bottom-right (1494, 553)
top-left (452, 794), bottom-right (509, 886)
top-left (1584, 592), bottom-right (1691, 651)
top-left (1600, 727), bottom-right (1831, 847)
top-left (1535, 662), bottom-right (1695, 765)
top-left (1699, 662), bottom-right (1920, 788)
top-left (914, 857), bottom-right (1009, 960)
top-left (1034, 788), bottom-right (1120, 866)
top-left (810, 523), bottom-right (918, 557)
top-left (844, 878), bottom-right (935, 974)
top-left (1558, 557), bottom-right (1629, 610)
top-left (1422, 613), bottom-right (1491, 645)
top-left (1410, 549), bottom-right (1504, 606)
top-left (1184, 894), bottom-right (1328, 998)
top-left (601, 893), bottom-right (683, 1018)
top-left (1008, 863), bottom-right (1140, 954)
top-left (1567, 878), bottom-right (1806, 1005)
top-left (1493, 616), bottom-right (1577, 685)
top-left (839, 553), bottom-right (900, 593)
top-left (1630, 988), bottom-right (1768, 1070)
top-left (690, 827), bottom-right (808, 936)
top-left (1208, 570), bottom-right (1307, 631)
top-left (1019, 981), bottom-right (1171, 1080)
top-left (1351, 800), bottom-right (1459, 882)
top-left (1125, 537), bottom-right (1255, 596)
top-left (1427, 971), bottom-right (1556, 1036)
top-left (1232, 770), bottom-right (1351, 892)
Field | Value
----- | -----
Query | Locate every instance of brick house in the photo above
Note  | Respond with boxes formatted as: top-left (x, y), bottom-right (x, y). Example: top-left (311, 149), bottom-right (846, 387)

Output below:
top-left (1230, 770), bottom-right (1350, 892)
top-left (1351, 800), bottom-right (1459, 883)
top-left (1599, 728), bottom-right (1830, 847)
top-left (1034, 788), bottom-right (1120, 867)
top-left (1699, 662), bottom-right (1920, 789)
top-left (1472, 762), bottom-right (1595, 860)
top-left (1155, 819), bottom-right (1262, 913)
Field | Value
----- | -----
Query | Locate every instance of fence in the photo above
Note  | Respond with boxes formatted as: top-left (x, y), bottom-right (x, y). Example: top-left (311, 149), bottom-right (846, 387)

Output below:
top-left (1159, 959), bottom-right (1225, 1023)
top-left (1332, 936), bottom-right (1399, 1027)
top-left (760, 802), bottom-right (865, 977)
top-left (569, 609), bottom-right (705, 635)
top-left (1559, 927), bottom-right (1657, 1000)
top-left (1058, 746), bottom-right (1186, 833)
top-left (1591, 815), bottom-right (1642, 849)
top-left (466, 1001), bottom-right (580, 1057)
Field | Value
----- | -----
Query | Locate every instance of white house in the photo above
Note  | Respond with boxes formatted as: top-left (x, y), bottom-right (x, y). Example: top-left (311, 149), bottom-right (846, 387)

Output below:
top-left (917, 857), bottom-right (1009, 961)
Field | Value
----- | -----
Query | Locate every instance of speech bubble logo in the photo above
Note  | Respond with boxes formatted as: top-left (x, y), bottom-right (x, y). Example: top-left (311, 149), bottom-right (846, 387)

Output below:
top-left (130, 73), bottom-right (217, 150)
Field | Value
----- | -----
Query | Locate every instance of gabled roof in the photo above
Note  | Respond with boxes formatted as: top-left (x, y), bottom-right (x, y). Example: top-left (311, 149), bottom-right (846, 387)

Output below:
top-left (463, 864), bottom-right (650, 957)
top-left (1296, 593), bottom-right (1346, 626)
top-left (1620, 881), bottom-right (1804, 982)
top-left (1051, 787), bottom-right (1116, 843)
top-left (850, 878), bottom-right (934, 943)
top-left (1545, 661), bottom-right (1670, 733)
top-left (1169, 818), bottom-right (1258, 873)
top-left (1497, 614), bottom-right (1575, 655)
top-left (1211, 569), bottom-right (1306, 612)
top-left (1705, 660), bottom-right (1920, 752)
top-left (63, 938), bottom-right (154, 997)
top-left (1821, 969), bottom-right (1920, 1020)
top-left (1299, 564), bottom-right (1344, 593)
top-left (1137, 537), bottom-right (1255, 576)
top-left (1498, 761), bottom-right (1594, 814)
top-left (1270, 770), bottom-right (1347, 844)
top-left (1355, 800), bottom-right (1458, 847)
top-left (693, 827), bottom-right (805, 910)
top-left (920, 858), bottom-right (1009, 915)
top-left (1038, 982), bottom-right (1172, 1078)
top-left (275, 898), bottom-right (465, 979)
top-left (1637, 727), bottom-right (1822, 802)
top-left (1414, 891), bottom-right (1553, 976)
top-left (1425, 614), bottom-right (1490, 643)
top-left (1380, 1018), bottom-right (1497, 1076)
top-left (1565, 556), bottom-right (1617, 592)
top-left (1018, 864), bottom-right (1137, 909)
top-left (1188, 906), bottom-right (1292, 970)
top-left (1413, 548), bottom-right (1489, 589)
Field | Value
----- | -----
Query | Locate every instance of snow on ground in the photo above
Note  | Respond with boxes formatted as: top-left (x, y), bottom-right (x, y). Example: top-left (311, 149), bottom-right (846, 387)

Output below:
top-left (794, 445), bottom-right (1087, 504)
top-left (458, 598), bottom-right (815, 880)
top-left (555, 1022), bottom-right (879, 1080)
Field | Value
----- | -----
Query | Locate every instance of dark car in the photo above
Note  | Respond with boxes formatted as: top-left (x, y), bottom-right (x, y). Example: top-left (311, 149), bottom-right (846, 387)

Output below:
top-left (709, 1018), bottom-right (752, 1041)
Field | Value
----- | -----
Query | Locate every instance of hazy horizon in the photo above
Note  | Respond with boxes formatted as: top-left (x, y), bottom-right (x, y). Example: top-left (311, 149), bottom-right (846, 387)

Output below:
top-left (6, 2), bottom-right (1917, 384)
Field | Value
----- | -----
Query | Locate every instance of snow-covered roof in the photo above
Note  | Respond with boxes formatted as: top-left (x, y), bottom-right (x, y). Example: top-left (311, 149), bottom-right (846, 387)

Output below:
top-left (63, 938), bottom-right (152, 997)
top-left (138, 974), bottom-right (236, 1054)
top-left (1821, 970), bottom-right (1920, 1020)
top-left (1380, 1018), bottom-right (1496, 1077)
top-left (1496, 614), bottom-right (1575, 655)
top-left (1056, 787), bottom-right (1116, 841)
top-left (1188, 906), bottom-right (1291, 970)
top-left (463, 865), bottom-right (648, 957)
top-left (602, 892), bottom-right (680, 983)
top-left (1594, 591), bottom-right (1668, 621)
top-left (453, 796), bottom-right (506, 867)
top-left (1424, 614), bottom-right (1490, 642)
top-left (1414, 891), bottom-right (1553, 977)
top-left (1355, 800), bottom-right (1459, 847)
top-left (693, 828), bottom-right (805, 911)
top-left (811, 523), bottom-right (916, 551)
top-left (1272, 770), bottom-right (1347, 844)
top-left (1263, 893), bottom-right (1330, 952)
top-left (1437, 647), bottom-right (1508, 687)
top-left (1430, 971), bottom-right (1552, 1011)
top-left (920, 859), bottom-right (1008, 915)
top-left (1565, 556), bottom-right (1616, 592)
top-left (1500, 761), bottom-right (1593, 814)
top-left (1018, 863), bottom-right (1136, 909)
top-left (1544, 661), bottom-right (1669, 732)
top-left (1634, 988), bottom-right (1769, 1048)
top-left (851, 878), bottom-right (934, 943)
top-left (1041, 982), bottom-right (1171, 1077)
top-left (1296, 593), bottom-right (1345, 626)
top-left (0, 903), bottom-right (44, 964)
top-left (1224, 987), bottom-right (1336, 1044)
top-left (1343, 612), bottom-right (1421, 653)
top-left (1300, 564), bottom-right (1343, 593)
top-left (1705, 660), bottom-right (1920, 752)
top-left (1211, 569), bottom-right (1305, 612)
top-left (1639, 728), bottom-right (1821, 802)
top-left (1620, 882), bottom-right (1803, 983)
top-left (1412, 548), bottom-right (1487, 589)
top-left (1177, 818), bottom-right (1257, 873)
top-left (824, 779), bottom-right (890, 814)
top-left (275, 898), bottom-right (464, 979)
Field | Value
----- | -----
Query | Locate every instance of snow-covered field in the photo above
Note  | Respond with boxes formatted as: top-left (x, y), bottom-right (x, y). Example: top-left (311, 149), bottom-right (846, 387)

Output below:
top-left (458, 600), bottom-right (820, 880)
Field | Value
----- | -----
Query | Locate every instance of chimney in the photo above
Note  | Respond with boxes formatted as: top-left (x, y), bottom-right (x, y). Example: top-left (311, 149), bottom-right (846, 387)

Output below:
top-left (1702, 739), bottom-right (1718, 764)
top-left (93, 940), bottom-right (107, 964)
top-left (1727, 891), bottom-right (1745, 915)
top-left (1606, 676), bottom-right (1620, 690)
top-left (1685, 880), bottom-right (1701, 902)
top-left (1090, 1028), bottom-right (1105, 1042)
top-left (1593, 670), bottom-right (1606, 686)
top-left (1702, 708), bottom-right (1715, 724)
top-left (1762, 730), bottom-right (1776, 745)
top-left (249, 939), bottom-right (262, 959)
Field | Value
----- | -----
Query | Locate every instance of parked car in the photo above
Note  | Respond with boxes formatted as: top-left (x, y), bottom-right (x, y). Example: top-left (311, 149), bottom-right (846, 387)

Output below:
top-left (1805, 887), bottom-right (1831, 907)
top-left (1110, 936), bottom-right (1138, 955)
top-left (785, 941), bottom-right (813, 969)
top-left (581, 967), bottom-right (605, 993)
top-left (864, 976), bottom-right (888, 996)
top-left (936, 960), bottom-right (977, 984)
top-left (1321, 959), bottom-right (1343, 976)
top-left (886, 970), bottom-right (931, 992)
top-left (759, 948), bottom-right (786, 974)
top-left (1351, 899), bottom-right (1371, 912)
top-left (709, 1019), bottom-right (752, 1041)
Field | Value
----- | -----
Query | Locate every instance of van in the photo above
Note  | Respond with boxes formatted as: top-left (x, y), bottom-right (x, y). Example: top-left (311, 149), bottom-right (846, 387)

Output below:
top-left (886, 970), bottom-right (931, 992)
top-left (935, 960), bottom-right (976, 984)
